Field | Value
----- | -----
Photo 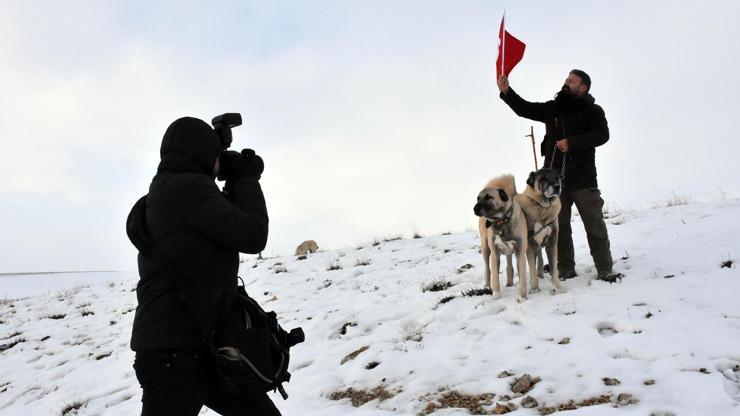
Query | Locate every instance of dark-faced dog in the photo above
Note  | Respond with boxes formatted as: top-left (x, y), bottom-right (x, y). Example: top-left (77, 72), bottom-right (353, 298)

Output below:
top-left (473, 174), bottom-right (530, 301)
top-left (514, 168), bottom-right (564, 295)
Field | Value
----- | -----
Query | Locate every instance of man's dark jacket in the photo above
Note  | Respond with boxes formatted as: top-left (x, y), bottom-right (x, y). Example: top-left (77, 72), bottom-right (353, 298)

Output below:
top-left (129, 117), bottom-right (268, 352)
top-left (500, 88), bottom-right (609, 189)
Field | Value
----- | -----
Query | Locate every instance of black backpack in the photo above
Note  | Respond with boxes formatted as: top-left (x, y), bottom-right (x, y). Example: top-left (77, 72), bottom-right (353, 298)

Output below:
top-left (126, 195), bottom-right (304, 399)
top-left (212, 282), bottom-right (304, 399)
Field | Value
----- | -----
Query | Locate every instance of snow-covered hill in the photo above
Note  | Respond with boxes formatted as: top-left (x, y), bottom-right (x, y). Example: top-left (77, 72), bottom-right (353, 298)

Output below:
top-left (1, 196), bottom-right (739, 415)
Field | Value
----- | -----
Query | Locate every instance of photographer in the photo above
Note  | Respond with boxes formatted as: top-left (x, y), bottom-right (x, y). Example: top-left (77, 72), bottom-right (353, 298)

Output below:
top-left (128, 116), bottom-right (280, 415)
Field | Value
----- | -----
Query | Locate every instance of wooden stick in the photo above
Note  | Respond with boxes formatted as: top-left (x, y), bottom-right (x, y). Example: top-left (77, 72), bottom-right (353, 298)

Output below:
top-left (525, 125), bottom-right (538, 170)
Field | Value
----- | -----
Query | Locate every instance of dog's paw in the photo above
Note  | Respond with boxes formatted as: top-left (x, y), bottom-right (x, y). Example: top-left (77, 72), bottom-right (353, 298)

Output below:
top-left (517, 296), bottom-right (527, 303)
top-left (529, 287), bottom-right (541, 295)
top-left (505, 281), bottom-right (514, 287)
top-left (492, 291), bottom-right (502, 300)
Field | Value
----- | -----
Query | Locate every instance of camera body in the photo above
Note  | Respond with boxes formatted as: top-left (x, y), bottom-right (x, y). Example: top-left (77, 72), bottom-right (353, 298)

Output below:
top-left (211, 113), bottom-right (242, 150)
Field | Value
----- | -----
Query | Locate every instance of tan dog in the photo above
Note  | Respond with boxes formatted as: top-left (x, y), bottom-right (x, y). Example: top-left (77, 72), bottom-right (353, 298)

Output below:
top-left (514, 168), bottom-right (564, 294)
top-left (473, 174), bottom-right (529, 301)
top-left (294, 240), bottom-right (319, 256)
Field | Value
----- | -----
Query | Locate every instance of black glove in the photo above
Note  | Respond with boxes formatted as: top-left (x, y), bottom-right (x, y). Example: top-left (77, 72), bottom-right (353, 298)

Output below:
top-left (218, 149), bottom-right (264, 181)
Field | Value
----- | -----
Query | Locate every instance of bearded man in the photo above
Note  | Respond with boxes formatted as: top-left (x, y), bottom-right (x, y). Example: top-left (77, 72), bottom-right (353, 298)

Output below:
top-left (498, 70), bottom-right (619, 283)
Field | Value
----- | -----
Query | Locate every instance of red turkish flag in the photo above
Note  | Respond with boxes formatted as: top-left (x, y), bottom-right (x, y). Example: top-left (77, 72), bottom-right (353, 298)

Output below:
top-left (496, 14), bottom-right (526, 79)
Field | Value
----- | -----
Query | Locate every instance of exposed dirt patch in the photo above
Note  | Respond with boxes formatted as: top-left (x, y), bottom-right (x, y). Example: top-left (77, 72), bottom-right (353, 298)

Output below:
top-left (538, 394), bottom-right (612, 415)
top-left (462, 288), bottom-right (493, 297)
top-left (61, 400), bottom-right (87, 415)
top-left (341, 345), bottom-right (369, 364)
top-left (437, 296), bottom-right (456, 307)
top-left (0, 337), bottom-right (25, 353)
top-left (423, 280), bottom-right (453, 293)
top-left (521, 396), bottom-right (538, 408)
top-left (602, 377), bottom-right (621, 386)
top-left (422, 390), bottom-right (495, 415)
top-left (511, 374), bottom-right (541, 394)
top-left (328, 386), bottom-right (395, 407)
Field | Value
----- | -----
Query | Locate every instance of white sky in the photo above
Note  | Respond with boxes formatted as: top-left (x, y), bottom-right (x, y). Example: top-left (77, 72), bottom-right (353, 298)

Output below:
top-left (1, 1), bottom-right (739, 272)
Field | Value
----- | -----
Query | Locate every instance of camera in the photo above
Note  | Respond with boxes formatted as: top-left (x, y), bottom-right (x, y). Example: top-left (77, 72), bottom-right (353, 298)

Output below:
top-left (287, 327), bottom-right (305, 347)
top-left (211, 113), bottom-right (242, 150)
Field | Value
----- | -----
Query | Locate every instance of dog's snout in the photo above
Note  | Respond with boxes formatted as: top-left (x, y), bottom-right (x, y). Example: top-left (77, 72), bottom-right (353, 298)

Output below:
top-left (473, 203), bottom-right (482, 216)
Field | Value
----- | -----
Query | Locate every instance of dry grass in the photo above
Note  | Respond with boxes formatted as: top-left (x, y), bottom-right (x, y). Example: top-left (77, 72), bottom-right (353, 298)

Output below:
top-left (328, 386), bottom-right (395, 407)
top-left (422, 390), bottom-right (495, 415)
top-left (537, 394), bottom-right (612, 415)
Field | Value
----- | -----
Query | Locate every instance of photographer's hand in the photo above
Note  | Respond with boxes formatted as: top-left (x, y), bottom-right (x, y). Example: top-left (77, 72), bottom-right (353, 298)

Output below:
top-left (218, 149), bottom-right (264, 181)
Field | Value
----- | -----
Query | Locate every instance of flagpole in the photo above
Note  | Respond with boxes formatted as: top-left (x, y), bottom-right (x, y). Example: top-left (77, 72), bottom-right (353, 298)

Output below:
top-left (501, 11), bottom-right (506, 76)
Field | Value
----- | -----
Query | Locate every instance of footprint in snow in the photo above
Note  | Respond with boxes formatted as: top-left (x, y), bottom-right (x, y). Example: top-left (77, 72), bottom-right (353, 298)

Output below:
top-left (596, 321), bottom-right (642, 337)
top-left (715, 357), bottom-right (740, 403)
top-left (596, 323), bottom-right (619, 337)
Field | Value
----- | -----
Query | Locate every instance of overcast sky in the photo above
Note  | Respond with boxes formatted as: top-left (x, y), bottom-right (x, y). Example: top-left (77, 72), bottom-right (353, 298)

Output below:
top-left (1, 1), bottom-right (739, 273)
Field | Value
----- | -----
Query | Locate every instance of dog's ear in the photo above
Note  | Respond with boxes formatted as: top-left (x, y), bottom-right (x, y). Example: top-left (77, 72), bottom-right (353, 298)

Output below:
top-left (498, 189), bottom-right (509, 202)
top-left (526, 172), bottom-right (536, 188)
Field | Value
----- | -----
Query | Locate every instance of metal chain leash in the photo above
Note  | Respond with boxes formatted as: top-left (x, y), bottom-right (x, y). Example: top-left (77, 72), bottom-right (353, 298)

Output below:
top-left (549, 116), bottom-right (567, 180)
top-left (548, 144), bottom-right (567, 180)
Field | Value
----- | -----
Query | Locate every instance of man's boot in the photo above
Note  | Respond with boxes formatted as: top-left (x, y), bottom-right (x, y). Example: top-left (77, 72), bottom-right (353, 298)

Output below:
top-left (596, 270), bottom-right (623, 283)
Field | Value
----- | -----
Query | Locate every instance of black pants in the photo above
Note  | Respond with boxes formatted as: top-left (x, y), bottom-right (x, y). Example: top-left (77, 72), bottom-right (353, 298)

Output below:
top-left (134, 350), bottom-right (282, 416)
top-left (558, 187), bottom-right (613, 274)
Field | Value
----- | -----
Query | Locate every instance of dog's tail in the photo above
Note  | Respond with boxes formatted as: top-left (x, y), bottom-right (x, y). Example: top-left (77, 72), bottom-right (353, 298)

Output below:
top-left (484, 174), bottom-right (517, 197)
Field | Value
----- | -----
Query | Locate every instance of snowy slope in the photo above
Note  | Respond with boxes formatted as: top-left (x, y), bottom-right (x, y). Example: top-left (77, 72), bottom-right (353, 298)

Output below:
top-left (1, 196), bottom-right (739, 415)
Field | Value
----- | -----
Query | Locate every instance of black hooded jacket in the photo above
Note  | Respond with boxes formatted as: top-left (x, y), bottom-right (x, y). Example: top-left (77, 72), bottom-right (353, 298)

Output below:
top-left (130, 117), bottom-right (268, 352)
top-left (500, 88), bottom-right (609, 190)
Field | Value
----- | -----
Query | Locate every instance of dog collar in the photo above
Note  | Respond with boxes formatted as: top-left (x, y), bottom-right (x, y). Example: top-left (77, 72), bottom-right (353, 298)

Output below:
top-left (485, 207), bottom-right (513, 235)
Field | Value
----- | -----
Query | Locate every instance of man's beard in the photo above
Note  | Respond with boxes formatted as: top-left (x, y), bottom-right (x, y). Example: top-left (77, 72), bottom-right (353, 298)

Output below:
top-left (554, 85), bottom-right (574, 103)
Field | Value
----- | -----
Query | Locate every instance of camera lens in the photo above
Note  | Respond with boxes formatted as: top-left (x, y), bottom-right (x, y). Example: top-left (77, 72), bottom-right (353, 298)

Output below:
top-left (288, 328), bottom-right (305, 346)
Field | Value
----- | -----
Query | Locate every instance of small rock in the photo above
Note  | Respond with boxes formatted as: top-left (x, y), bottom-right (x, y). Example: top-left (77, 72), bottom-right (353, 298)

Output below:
top-left (493, 402), bottom-right (517, 414)
top-left (297, 255), bottom-right (307, 261)
top-left (644, 379), bottom-right (656, 385)
top-left (521, 396), bottom-right (538, 408)
top-left (616, 393), bottom-right (639, 406)
top-left (558, 337), bottom-right (570, 345)
top-left (602, 377), bottom-right (621, 386)
top-left (498, 370), bottom-right (514, 378)
top-left (511, 374), bottom-right (541, 394)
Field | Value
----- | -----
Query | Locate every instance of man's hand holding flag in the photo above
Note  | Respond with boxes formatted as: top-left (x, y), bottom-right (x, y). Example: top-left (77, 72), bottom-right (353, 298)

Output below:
top-left (496, 12), bottom-right (526, 92)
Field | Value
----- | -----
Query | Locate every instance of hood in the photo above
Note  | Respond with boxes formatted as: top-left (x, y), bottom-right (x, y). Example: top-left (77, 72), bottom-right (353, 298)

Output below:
top-left (157, 117), bottom-right (222, 175)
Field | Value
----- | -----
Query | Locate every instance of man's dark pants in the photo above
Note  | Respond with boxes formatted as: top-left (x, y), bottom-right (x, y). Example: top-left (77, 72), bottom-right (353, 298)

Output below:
top-left (134, 350), bottom-right (282, 416)
top-left (557, 187), bottom-right (613, 275)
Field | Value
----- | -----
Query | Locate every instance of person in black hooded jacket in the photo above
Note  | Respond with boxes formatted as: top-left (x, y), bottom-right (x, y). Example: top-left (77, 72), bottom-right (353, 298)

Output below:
top-left (497, 70), bottom-right (617, 282)
top-left (129, 117), bottom-right (280, 415)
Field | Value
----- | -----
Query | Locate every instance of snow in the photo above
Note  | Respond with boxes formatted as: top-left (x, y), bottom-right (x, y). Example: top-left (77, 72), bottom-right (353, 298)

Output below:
top-left (1, 196), bottom-right (739, 415)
